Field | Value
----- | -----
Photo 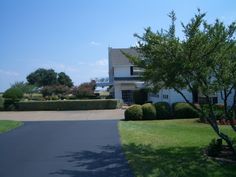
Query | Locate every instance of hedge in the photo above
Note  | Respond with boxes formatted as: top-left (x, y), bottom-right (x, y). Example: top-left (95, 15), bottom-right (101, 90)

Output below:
top-left (173, 102), bottom-right (199, 118)
top-left (17, 99), bottom-right (118, 111)
top-left (142, 103), bottom-right (156, 120)
top-left (154, 102), bottom-right (172, 119)
top-left (125, 104), bottom-right (143, 120)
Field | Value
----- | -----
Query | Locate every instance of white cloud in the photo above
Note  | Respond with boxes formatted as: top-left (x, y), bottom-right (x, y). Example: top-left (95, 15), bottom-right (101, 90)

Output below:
top-left (90, 41), bottom-right (101, 46)
top-left (0, 69), bottom-right (19, 76)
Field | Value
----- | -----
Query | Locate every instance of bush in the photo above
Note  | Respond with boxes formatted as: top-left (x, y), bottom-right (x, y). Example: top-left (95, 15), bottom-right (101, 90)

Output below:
top-left (0, 95), bottom-right (4, 111)
top-left (200, 104), bottom-right (225, 120)
top-left (3, 88), bottom-right (23, 110)
top-left (173, 102), bottom-right (199, 118)
top-left (3, 88), bottom-right (23, 100)
top-left (17, 99), bottom-right (118, 111)
top-left (125, 105), bottom-right (143, 120)
top-left (154, 102), bottom-right (172, 119)
top-left (133, 89), bottom-right (148, 105)
top-left (206, 138), bottom-right (222, 157)
top-left (142, 103), bottom-right (156, 120)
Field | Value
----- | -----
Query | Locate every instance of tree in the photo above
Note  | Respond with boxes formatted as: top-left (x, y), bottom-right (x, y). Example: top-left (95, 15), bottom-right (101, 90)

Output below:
top-left (11, 81), bottom-right (37, 93)
top-left (125, 10), bottom-right (236, 157)
top-left (26, 68), bottom-right (58, 87)
top-left (41, 85), bottom-right (70, 99)
top-left (57, 72), bottom-right (73, 87)
top-left (72, 80), bottom-right (96, 99)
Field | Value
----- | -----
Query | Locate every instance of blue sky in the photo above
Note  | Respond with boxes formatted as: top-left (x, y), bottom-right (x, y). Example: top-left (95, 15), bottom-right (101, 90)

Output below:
top-left (0, 0), bottom-right (235, 91)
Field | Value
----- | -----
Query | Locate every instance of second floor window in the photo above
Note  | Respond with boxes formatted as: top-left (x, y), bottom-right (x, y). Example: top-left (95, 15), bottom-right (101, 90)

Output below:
top-left (163, 94), bottom-right (169, 99)
top-left (130, 66), bottom-right (143, 76)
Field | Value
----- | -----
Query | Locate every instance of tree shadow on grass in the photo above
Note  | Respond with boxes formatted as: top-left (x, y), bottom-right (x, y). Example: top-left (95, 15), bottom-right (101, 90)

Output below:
top-left (123, 143), bottom-right (236, 177)
top-left (50, 145), bottom-right (133, 177)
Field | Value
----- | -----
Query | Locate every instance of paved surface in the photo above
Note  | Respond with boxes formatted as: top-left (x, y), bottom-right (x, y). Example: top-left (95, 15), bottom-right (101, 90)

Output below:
top-left (0, 109), bottom-right (124, 121)
top-left (0, 120), bottom-right (133, 177)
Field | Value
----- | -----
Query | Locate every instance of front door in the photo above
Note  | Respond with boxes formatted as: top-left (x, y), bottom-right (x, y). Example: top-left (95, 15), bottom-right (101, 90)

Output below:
top-left (122, 90), bottom-right (134, 104)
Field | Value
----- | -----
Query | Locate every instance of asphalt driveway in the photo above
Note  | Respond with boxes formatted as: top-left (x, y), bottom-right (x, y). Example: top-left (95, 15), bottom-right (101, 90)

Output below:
top-left (0, 120), bottom-right (133, 177)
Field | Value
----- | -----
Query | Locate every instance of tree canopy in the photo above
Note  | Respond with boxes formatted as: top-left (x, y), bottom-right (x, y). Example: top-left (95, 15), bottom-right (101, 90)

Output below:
top-left (26, 68), bottom-right (73, 87)
top-left (125, 9), bottom-right (236, 157)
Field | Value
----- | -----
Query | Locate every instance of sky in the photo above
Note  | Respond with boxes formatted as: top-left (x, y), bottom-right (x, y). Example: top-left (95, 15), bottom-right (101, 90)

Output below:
top-left (0, 0), bottom-right (235, 91)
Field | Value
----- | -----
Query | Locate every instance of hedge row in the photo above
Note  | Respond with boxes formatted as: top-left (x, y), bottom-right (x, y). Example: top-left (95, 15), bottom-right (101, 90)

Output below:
top-left (17, 99), bottom-right (118, 111)
top-left (125, 102), bottom-right (199, 120)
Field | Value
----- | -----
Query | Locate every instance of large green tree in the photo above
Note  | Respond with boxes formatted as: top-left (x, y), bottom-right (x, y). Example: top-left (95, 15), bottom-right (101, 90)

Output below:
top-left (125, 10), bottom-right (236, 157)
top-left (26, 68), bottom-right (58, 87)
top-left (57, 72), bottom-right (73, 87)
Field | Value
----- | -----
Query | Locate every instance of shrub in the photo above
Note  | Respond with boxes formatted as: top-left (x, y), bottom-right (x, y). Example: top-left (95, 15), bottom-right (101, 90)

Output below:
top-left (72, 81), bottom-right (96, 99)
top-left (41, 85), bottom-right (70, 98)
top-left (206, 138), bottom-right (222, 157)
top-left (3, 88), bottom-right (23, 110)
top-left (3, 88), bottom-right (23, 100)
top-left (154, 102), bottom-right (172, 119)
top-left (200, 104), bottom-right (225, 120)
top-left (173, 102), bottom-right (199, 118)
top-left (142, 103), bottom-right (156, 120)
top-left (17, 99), bottom-right (118, 111)
top-left (133, 89), bottom-right (148, 105)
top-left (125, 105), bottom-right (143, 120)
top-left (0, 95), bottom-right (4, 111)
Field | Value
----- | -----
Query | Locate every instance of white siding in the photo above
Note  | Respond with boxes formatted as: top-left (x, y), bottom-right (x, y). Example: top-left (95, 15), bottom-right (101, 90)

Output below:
top-left (148, 89), bottom-right (193, 104)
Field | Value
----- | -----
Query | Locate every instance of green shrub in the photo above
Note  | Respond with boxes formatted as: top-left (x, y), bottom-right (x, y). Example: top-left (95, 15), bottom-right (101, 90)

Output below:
top-left (3, 88), bottom-right (23, 110)
top-left (133, 89), bottom-right (148, 105)
top-left (200, 104), bottom-right (225, 120)
top-left (0, 95), bottom-right (4, 111)
top-left (154, 102), bottom-right (172, 119)
top-left (206, 138), bottom-right (222, 157)
top-left (142, 103), bottom-right (156, 120)
top-left (125, 105), bottom-right (143, 120)
top-left (3, 88), bottom-right (23, 100)
top-left (173, 102), bottom-right (199, 118)
top-left (17, 99), bottom-right (118, 111)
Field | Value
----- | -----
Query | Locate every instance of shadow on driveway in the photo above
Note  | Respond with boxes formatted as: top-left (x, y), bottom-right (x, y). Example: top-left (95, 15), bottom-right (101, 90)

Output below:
top-left (51, 145), bottom-right (133, 177)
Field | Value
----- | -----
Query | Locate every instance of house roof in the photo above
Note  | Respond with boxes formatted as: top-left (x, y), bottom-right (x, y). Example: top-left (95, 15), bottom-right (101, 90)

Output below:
top-left (109, 48), bottom-right (139, 66)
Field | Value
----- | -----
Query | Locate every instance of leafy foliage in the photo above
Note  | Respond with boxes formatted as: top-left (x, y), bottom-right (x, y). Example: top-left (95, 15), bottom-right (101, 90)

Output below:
top-left (142, 103), bottom-right (156, 120)
top-left (72, 80), bottom-right (96, 99)
top-left (18, 99), bottom-right (118, 111)
top-left (10, 81), bottom-right (37, 93)
top-left (3, 88), bottom-right (23, 100)
top-left (173, 102), bottom-right (199, 118)
top-left (154, 102), bottom-right (172, 119)
top-left (125, 105), bottom-right (143, 120)
top-left (57, 72), bottom-right (73, 87)
top-left (41, 85), bottom-right (70, 99)
top-left (27, 68), bottom-right (58, 86)
top-left (125, 9), bottom-right (236, 156)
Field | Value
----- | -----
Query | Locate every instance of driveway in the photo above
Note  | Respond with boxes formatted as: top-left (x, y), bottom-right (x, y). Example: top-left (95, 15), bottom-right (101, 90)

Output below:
top-left (0, 120), bottom-right (133, 177)
top-left (0, 109), bottom-right (124, 121)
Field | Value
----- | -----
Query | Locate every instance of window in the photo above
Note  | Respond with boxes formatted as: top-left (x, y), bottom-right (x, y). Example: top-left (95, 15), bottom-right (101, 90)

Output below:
top-left (130, 66), bottom-right (143, 76)
top-left (163, 94), bottom-right (168, 99)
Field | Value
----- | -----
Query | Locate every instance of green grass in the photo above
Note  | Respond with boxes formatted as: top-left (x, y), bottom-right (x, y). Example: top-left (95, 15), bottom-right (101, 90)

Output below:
top-left (119, 119), bottom-right (236, 177)
top-left (0, 120), bottom-right (22, 133)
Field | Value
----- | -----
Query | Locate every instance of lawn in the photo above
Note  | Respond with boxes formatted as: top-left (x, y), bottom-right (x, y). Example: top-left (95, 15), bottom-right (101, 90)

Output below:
top-left (119, 119), bottom-right (236, 177)
top-left (0, 120), bottom-right (22, 134)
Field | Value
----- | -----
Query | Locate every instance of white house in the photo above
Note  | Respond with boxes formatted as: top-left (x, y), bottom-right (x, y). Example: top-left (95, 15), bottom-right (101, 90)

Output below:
top-left (108, 47), bottom-right (234, 105)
